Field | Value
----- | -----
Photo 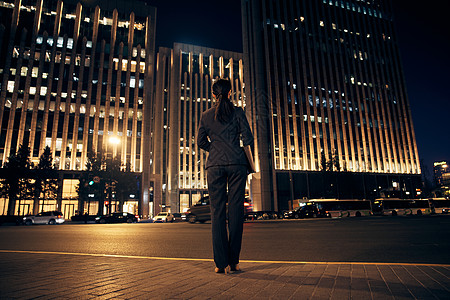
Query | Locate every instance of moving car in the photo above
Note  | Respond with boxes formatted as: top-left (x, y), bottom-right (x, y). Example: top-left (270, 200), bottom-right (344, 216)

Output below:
top-left (23, 211), bottom-right (65, 225)
top-left (153, 212), bottom-right (174, 223)
top-left (283, 204), bottom-right (330, 219)
top-left (186, 197), bottom-right (211, 223)
top-left (95, 212), bottom-right (139, 224)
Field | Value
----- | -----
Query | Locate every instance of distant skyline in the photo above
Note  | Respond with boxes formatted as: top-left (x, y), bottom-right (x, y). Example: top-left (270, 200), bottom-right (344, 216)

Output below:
top-left (148, 0), bottom-right (450, 175)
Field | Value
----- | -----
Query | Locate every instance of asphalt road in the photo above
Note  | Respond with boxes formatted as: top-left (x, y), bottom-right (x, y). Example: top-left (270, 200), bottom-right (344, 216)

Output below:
top-left (1, 215), bottom-right (449, 265)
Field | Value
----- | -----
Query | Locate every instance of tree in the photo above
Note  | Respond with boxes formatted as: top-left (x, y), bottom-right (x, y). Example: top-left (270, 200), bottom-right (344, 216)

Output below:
top-left (77, 151), bottom-right (105, 215)
top-left (77, 152), bottom-right (140, 215)
top-left (320, 152), bottom-right (327, 172)
top-left (34, 146), bottom-right (58, 213)
top-left (1, 142), bottom-right (34, 215)
top-left (115, 162), bottom-right (140, 211)
top-left (333, 151), bottom-right (340, 172)
top-left (104, 155), bottom-right (121, 214)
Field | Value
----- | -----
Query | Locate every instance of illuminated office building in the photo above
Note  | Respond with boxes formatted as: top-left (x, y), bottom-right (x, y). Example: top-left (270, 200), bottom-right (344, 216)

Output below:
top-left (434, 161), bottom-right (449, 188)
top-left (153, 43), bottom-right (246, 213)
top-left (0, 0), bottom-right (156, 217)
top-left (242, 0), bottom-right (422, 211)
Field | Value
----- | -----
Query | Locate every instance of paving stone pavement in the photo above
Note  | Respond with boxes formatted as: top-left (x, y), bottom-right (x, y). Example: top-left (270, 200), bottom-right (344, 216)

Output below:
top-left (0, 251), bottom-right (449, 299)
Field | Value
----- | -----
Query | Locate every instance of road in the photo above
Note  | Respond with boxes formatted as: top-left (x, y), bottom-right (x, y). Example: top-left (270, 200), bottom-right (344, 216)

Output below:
top-left (1, 215), bottom-right (449, 265)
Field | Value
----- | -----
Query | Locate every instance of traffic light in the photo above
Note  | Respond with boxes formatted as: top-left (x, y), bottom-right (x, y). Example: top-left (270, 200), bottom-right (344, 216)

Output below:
top-left (89, 180), bottom-right (94, 186)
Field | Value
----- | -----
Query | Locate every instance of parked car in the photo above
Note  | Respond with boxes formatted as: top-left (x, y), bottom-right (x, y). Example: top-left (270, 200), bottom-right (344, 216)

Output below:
top-left (172, 213), bottom-right (185, 222)
top-left (186, 195), bottom-right (253, 223)
top-left (23, 211), bottom-right (65, 225)
top-left (153, 212), bottom-right (174, 223)
top-left (283, 204), bottom-right (330, 219)
top-left (95, 212), bottom-right (139, 224)
top-left (71, 213), bottom-right (98, 222)
top-left (0, 215), bottom-right (23, 226)
top-left (245, 211), bottom-right (282, 221)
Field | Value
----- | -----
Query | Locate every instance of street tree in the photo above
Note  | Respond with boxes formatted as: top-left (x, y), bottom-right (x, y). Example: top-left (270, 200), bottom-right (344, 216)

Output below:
top-left (115, 162), bottom-right (140, 211)
top-left (0, 142), bottom-right (34, 215)
top-left (34, 146), bottom-right (58, 213)
top-left (77, 151), bottom-right (105, 215)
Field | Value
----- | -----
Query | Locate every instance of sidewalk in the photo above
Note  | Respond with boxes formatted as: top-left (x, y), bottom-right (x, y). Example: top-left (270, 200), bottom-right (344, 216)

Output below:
top-left (0, 250), bottom-right (449, 299)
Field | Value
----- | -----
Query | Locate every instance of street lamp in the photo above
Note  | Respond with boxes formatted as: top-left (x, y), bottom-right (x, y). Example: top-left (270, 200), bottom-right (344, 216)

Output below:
top-left (109, 136), bottom-right (120, 145)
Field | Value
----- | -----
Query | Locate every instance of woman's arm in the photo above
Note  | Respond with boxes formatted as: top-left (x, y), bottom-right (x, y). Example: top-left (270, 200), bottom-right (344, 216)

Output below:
top-left (238, 108), bottom-right (254, 147)
top-left (197, 114), bottom-right (211, 151)
top-left (244, 145), bottom-right (256, 173)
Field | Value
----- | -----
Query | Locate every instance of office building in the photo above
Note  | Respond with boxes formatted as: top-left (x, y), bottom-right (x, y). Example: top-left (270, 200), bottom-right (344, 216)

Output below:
top-left (153, 43), bottom-right (246, 213)
top-left (0, 0), bottom-right (156, 218)
top-left (242, 0), bottom-right (422, 211)
top-left (434, 161), bottom-right (449, 188)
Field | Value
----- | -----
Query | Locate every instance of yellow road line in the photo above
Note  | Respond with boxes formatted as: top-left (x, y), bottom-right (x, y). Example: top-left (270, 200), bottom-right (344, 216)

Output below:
top-left (1, 249), bottom-right (449, 268)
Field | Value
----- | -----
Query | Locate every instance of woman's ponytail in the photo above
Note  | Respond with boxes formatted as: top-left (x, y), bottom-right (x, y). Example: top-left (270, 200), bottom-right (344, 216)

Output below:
top-left (213, 78), bottom-right (234, 123)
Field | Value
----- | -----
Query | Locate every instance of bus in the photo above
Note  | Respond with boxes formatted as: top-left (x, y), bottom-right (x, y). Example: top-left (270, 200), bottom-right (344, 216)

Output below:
top-left (309, 199), bottom-right (372, 218)
top-left (372, 198), bottom-right (433, 216)
top-left (429, 198), bottom-right (450, 214)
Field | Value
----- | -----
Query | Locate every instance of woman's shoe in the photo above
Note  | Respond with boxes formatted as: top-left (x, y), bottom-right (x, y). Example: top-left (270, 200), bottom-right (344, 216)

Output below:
top-left (230, 264), bottom-right (241, 272)
top-left (215, 266), bottom-right (230, 274)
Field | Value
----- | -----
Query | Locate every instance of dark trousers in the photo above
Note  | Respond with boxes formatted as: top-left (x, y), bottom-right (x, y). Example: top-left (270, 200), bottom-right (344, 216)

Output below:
top-left (207, 165), bottom-right (247, 268)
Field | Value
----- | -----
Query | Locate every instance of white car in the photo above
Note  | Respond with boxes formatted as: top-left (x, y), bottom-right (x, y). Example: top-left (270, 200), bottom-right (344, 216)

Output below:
top-left (23, 211), bottom-right (65, 225)
top-left (153, 212), bottom-right (174, 223)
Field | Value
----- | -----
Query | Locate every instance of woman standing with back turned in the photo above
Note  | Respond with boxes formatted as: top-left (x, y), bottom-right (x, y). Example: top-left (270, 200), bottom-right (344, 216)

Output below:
top-left (197, 78), bottom-right (254, 274)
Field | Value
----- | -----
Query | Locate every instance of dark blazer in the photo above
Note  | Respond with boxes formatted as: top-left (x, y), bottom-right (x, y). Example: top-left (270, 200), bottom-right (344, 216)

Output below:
top-left (197, 106), bottom-right (254, 169)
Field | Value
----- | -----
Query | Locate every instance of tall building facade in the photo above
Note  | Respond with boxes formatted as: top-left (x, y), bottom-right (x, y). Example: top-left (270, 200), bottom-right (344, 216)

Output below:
top-left (0, 0), bottom-right (156, 217)
top-left (434, 161), bottom-right (449, 188)
top-left (242, 0), bottom-right (422, 211)
top-left (153, 43), bottom-right (246, 214)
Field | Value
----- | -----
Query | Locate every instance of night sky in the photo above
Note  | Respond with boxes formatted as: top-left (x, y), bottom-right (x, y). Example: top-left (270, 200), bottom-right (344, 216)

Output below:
top-left (147, 0), bottom-right (450, 175)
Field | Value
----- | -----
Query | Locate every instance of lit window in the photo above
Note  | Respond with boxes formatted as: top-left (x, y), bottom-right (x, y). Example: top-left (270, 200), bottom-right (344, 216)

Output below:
top-left (121, 59), bottom-right (128, 71)
top-left (57, 37), bottom-right (64, 47)
top-left (67, 38), bottom-right (73, 49)
top-left (7, 81), bottom-right (15, 93)
top-left (134, 23), bottom-right (144, 30)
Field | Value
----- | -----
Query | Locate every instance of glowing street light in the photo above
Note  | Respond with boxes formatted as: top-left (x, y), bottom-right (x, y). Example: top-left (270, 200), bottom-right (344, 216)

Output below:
top-left (109, 136), bottom-right (120, 145)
